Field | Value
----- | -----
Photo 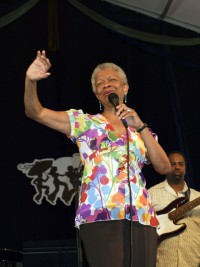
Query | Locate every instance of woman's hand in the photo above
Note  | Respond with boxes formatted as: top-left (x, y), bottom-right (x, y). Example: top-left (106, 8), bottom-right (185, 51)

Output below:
top-left (26, 50), bottom-right (51, 81)
top-left (116, 104), bottom-right (143, 130)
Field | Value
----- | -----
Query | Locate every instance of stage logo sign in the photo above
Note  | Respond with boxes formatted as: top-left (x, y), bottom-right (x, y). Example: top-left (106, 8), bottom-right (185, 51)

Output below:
top-left (17, 153), bottom-right (83, 206)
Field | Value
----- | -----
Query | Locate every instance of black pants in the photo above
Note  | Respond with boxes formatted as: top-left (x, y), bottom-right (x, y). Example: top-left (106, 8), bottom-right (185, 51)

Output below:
top-left (80, 220), bottom-right (157, 267)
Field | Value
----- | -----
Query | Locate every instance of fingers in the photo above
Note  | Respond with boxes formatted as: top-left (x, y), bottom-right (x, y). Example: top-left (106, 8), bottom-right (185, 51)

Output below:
top-left (116, 105), bottom-right (143, 129)
top-left (37, 50), bottom-right (46, 58)
top-left (116, 104), bottom-right (133, 119)
top-left (36, 50), bottom-right (51, 69)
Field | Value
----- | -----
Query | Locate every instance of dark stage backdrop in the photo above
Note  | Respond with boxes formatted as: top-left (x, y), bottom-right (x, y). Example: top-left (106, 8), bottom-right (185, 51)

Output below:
top-left (0, 0), bottom-right (200, 252)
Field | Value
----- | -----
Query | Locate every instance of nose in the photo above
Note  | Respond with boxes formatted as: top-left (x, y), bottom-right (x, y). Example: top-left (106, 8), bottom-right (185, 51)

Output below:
top-left (174, 163), bottom-right (180, 169)
top-left (103, 82), bottom-right (111, 89)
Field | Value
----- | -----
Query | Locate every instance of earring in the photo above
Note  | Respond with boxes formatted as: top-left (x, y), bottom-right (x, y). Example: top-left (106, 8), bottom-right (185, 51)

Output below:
top-left (99, 101), bottom-right (102, 111)
top-left (124, 94), bottom-right (127, 103)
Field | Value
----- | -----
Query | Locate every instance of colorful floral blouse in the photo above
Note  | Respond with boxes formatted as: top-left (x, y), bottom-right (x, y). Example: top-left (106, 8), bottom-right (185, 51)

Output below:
top-left (67, 109), bottom-right (159, 228)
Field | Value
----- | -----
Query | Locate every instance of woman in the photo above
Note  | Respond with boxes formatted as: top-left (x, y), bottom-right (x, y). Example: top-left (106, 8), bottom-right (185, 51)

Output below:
top-left (25, 50), bottom-right (171, 267)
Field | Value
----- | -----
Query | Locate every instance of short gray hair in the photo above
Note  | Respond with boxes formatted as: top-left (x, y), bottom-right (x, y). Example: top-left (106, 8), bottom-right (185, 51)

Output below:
top-left (91, 62), bottom-right (128, 93)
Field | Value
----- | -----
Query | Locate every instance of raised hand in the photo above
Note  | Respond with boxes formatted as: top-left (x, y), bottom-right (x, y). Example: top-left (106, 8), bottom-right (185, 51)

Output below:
top-left (26, 50), bottom-right (51, 81)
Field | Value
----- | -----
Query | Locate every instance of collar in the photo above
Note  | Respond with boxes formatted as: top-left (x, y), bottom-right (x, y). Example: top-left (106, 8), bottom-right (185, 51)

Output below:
top-left (164, 179), bottom-right (188, 197)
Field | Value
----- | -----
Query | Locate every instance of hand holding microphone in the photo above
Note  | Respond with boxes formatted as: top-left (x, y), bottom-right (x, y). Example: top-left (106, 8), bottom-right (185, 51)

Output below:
top-left (108, 93), bottom-right (144, 131)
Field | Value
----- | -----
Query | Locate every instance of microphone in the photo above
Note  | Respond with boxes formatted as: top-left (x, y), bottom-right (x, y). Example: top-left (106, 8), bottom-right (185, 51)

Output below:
top-left (108, 93), bottom-right (128, 128)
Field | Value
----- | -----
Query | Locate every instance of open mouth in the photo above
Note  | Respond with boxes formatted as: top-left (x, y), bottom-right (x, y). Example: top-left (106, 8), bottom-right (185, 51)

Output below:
top-left (104, 90), bottom-right (115, 96)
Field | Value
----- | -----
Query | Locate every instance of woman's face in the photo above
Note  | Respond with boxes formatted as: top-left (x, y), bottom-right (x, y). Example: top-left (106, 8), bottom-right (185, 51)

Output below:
top-left (94, 68), bottom-right (128, 108)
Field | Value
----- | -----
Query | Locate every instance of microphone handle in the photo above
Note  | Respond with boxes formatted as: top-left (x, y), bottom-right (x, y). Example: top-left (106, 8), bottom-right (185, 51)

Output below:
top-left (122, 118), bottom-right (128, 128)
top-left (108, 93), bottom-right (128, 128)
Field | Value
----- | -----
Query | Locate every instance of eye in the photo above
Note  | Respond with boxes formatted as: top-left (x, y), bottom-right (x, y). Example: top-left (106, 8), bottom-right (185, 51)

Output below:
top-left (96, 82), bottom-right (103, 88)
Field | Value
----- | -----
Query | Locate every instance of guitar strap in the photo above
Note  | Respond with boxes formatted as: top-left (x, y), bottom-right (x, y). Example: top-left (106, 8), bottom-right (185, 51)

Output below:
top-left (185, 187), bottom-right (191, 200)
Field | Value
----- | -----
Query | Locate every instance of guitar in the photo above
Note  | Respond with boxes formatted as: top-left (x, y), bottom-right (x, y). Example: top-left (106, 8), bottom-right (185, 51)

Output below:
top-left (156, 196), bottom-right (200, 239)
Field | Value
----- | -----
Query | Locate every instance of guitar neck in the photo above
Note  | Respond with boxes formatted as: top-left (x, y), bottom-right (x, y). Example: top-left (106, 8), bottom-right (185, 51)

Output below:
top-left (169, 197), bottom-right (200, 220)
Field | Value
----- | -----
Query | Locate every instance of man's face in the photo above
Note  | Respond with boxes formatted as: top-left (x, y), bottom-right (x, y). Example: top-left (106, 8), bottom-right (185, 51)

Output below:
top-left (167, 153), bottom-right (186, 182)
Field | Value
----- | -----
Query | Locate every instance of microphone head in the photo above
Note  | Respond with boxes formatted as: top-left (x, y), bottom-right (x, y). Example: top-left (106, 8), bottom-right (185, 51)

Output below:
top-left (108, 93), bottom-right (119, 108)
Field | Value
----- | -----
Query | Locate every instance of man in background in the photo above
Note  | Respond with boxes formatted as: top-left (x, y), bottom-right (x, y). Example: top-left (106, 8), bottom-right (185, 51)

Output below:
top-left (149, 151), bottom-right (200, 267)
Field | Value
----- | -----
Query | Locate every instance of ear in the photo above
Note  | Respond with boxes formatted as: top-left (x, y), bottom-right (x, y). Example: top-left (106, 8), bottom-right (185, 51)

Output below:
top-left (123, 84), bottom-right (129, 94)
